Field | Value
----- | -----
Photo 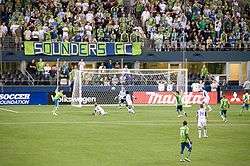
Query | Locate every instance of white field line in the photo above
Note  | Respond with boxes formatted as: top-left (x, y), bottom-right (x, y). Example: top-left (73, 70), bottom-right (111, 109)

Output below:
top-left (0, 107), bottom-right (18, 113)
top-left (70, 104), bottom-right (192, 107)
top-left (0, 121), bottom-right (249, 126)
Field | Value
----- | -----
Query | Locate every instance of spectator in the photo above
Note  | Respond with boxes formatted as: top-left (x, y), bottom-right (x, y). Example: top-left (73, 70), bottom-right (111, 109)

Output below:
top-left (111, 75), bottom-right (119, 85)
top-left (15, 27), bottom-right (22, 48)
top-left (114, 62), bottom-right (120, 69)
top-left (157, 80), bottom-right (166, 91)
top-left (200, 64), bottom-right (209, 79)
top-left (154, 31), bottom-right (163, 51)
top-left (0, 22), bottom-right (8, 47)
top-left (106, 60), bottom-right (113, 69)
top-left (36, 58), bottom-right (45, 78)
top-left (78, 59), bottom-right (86, 71)
top-left (61, 61), bottom-right (69, 77)
top-left (27, 59), bottom-right (37, 77)
top-left (98, 63), bottom-right (105, 73)
top-left (103, 77), bottom-right (110, 86)
top-left (24, 27), bottom-right (32, 41)
top-left (44, 63), bottom-right (51, 79)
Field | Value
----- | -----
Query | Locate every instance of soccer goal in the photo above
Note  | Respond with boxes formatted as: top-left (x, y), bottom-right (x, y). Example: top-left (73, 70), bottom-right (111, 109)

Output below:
top-left (71, 69), bottom-right (188, 106)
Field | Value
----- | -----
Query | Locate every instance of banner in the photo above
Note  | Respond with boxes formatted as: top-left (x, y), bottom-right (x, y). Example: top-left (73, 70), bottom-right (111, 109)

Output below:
top-left (0, 93), bottom-right (48, 105)
top-left (223, 90), bottom-right (244, 104)
top-left (24, 42), bottom-right (142, 56)
top-left (133, 92), bottom-right (218, 105)
top-left (48, 91), bottom-right (119, 105)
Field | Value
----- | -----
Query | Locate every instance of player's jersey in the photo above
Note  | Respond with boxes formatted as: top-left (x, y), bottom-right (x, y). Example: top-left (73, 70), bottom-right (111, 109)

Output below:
top-left (126, 94), bottom-right (133, 105)
top-left (220, 98), bottom-right (230, 110)
top-left (118, 90), bottom-right (126, 100)
top-left (197, 108), bottom-right (207, 121)
top-left (53, 92), bottom-right (63, 100)
top-left (243, 94), bottom-right (250, 104)
top-left (176, 95), bottom-right (183, 106)
top-left (180, 126), bottom-right (189, 143)
top-left (95, 105), bottom-right (105, 114)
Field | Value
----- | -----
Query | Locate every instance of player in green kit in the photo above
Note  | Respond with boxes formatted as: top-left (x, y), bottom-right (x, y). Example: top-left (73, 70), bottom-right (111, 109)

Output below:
top-left (51, 89), bottom-right (64, 116)
top-left (180, 121), bottom-right (192, 162)
top-left (220, 95), bottom-right (230, 122)
top-left (173, 91), bottom-right (187, 117)
top-left (240, 92), bottom-right (249, 115)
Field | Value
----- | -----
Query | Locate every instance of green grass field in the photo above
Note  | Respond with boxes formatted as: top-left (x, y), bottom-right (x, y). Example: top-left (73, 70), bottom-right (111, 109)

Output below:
top-left (0, 105), bottom-right (250, 166)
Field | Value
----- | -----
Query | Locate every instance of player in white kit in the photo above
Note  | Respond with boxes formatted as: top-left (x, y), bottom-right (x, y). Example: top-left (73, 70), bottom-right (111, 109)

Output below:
top-left (197, 104), bottom-right (208, 138)
top-left (93, 103), bottom-right (107, 116)
top-left (126, 91), bottom-right (135, 114)
top-left (202, 88), bottom-right (212, 112)
top-left (117, 86), bottom-right (126, 109)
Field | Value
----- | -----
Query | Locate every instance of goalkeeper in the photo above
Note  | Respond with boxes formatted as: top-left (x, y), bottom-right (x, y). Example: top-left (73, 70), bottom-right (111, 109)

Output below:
top-left (173, 91), bottom-right (187, 117)
top-left (51, 88), bottom-right (64, 116)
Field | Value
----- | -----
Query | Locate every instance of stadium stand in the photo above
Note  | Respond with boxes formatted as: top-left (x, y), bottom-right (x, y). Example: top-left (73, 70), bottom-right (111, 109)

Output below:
top-left (0, 0), bottom-right (249, 51)
top-left (0, 0), bottom-right (249, 90)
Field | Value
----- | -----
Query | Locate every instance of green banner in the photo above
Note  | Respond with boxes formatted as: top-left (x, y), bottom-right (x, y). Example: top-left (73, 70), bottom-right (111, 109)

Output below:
top-left (24, 42), bottom-right (142, 56)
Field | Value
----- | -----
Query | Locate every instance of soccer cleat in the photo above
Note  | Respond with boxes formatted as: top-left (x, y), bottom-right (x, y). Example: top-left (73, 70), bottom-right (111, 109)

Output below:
top-left (184, 112), bottom-right (187, 117)
top-left (185, 158), bottom-right (191, 162)
top-left (203, 135), bottom-right (208, 138)
top-left (177, 115), bottom-right (182, 118)
top-left (180, 159), bottom-right (185, 162)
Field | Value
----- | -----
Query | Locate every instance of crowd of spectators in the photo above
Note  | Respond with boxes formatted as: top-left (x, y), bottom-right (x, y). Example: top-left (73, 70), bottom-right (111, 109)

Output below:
top-left (24, 58), bottom-right (124, 85)
top-left (137, 0), bottom-right (250, 51)
top-left (0, 0), bottom-right (145, 49)
top-left (1, 0), bottom-right (249, 51)
top-left (0, 70), bottom-right (30, 85)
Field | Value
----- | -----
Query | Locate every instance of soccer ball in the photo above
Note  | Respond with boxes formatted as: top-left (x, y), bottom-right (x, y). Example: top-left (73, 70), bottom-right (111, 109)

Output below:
top-left (111, 87), bottom-right (116, 91)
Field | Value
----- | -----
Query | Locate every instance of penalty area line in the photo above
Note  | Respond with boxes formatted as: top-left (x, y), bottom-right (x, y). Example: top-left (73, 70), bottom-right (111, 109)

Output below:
top-left (0, 107), bottom-right (18, 113)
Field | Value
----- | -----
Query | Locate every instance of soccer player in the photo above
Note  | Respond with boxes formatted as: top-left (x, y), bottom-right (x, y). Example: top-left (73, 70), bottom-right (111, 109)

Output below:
top-left (240, 92), bottom-right (249, 115)
top-left (51, 89), bottom-right (64, 116)
top-left (180, 121), bottom-right (192, 162)
top-left (197, 104), bottom-right (208, 138)
top-left (220, 95), bottom-right (230, 122)
top-left (93, 103), bottom-right (107, 116)
top-left (116, 86), bottom-right (126, 109)
top-left (126, 91), bottom-right (135, 114)
top-left (173, 91), bottom-right (187, 117)
top-left (202, 88), bottom-right (212, 112)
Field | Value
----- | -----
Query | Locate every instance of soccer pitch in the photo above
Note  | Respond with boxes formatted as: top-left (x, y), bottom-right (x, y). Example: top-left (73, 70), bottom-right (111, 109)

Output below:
top-left (0, 105), bottom-right (250, 166)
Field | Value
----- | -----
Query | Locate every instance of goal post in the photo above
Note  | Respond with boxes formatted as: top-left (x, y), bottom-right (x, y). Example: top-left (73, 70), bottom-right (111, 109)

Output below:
top-left (70, 68), bottom-right (188, 106)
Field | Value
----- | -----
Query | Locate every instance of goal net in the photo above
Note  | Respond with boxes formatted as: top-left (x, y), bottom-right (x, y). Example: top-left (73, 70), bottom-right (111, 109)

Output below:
top-left (71, 69), bottom-right (188, 106)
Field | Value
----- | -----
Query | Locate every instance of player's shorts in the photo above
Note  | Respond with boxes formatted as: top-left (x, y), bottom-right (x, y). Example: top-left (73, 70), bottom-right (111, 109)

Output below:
top-left (126, 100), bottom-right (133, 106)
top-left (54, 99), bottom-right (59, 107)
top-left (198, 120), bottom-right (207, 128)
top-left (242, 103), bottom-right (249, 110)
top-left (180, 142), bottom-right (192, 154)
top-left (220, 110), bottom-right (227, 117)
top-left (120, 98), bottom-right (126, 103)
top-left (176, 105), bottom-right (183, 112)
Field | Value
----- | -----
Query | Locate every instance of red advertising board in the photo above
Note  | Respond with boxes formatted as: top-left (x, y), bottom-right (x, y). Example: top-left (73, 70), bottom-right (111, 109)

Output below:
top-left (133, 92), bottom-right (217, 105)
top-left (223, 90), bottom-right (244, 104)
